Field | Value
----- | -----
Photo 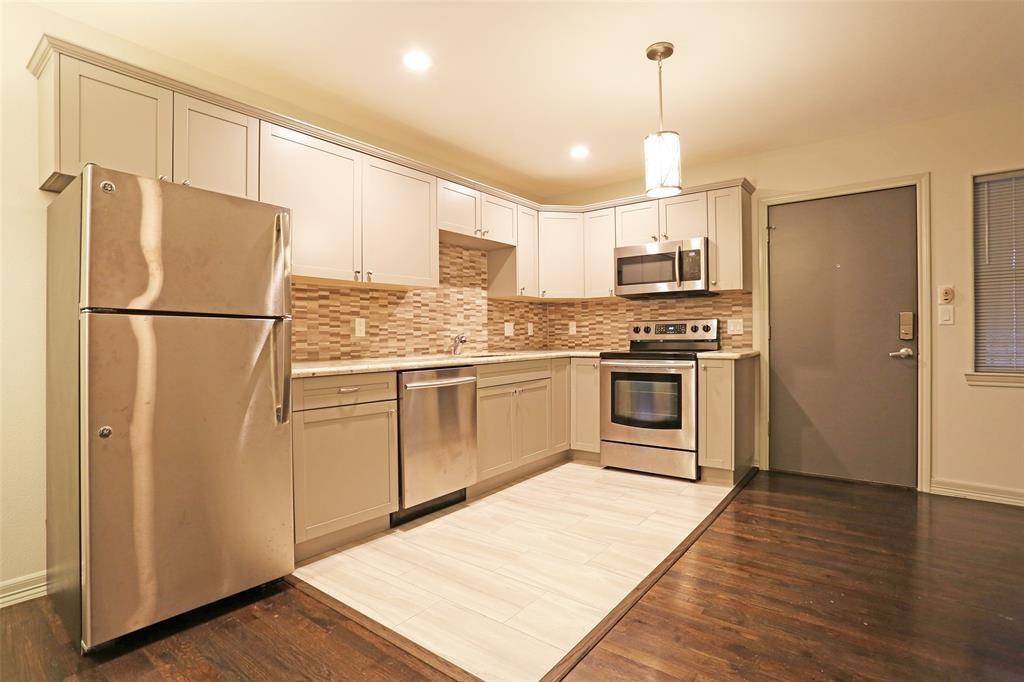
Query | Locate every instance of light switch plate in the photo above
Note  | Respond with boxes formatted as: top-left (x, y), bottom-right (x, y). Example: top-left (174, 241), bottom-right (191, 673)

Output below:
top-left (504, 322), bottom-right (514, 337)
top-left (727, 319), bottom-right (744, 335)
top-left (527, 322), bottom-right (534, 336)
top-left (568, 321), bottom-right (577, 335)
top-left (353, 317), bottom-right (366, 337)
top-left (939, 305), bottom-right (955, 325)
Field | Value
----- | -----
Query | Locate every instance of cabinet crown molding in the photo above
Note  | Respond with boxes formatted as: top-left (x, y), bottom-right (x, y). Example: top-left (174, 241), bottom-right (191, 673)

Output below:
top-left (28, 34), bottom-right (754, 210)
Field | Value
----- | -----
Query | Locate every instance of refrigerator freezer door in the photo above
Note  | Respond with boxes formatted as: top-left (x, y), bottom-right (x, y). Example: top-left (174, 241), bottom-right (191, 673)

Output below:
top-left (82, 166), bottom-right (290, 317)
top-left (82, 312), bottom-right (294, 648)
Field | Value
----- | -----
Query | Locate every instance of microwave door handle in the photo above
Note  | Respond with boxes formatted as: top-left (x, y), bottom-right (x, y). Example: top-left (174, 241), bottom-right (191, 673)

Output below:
top-left (676, 244), bottom-right (683, 288)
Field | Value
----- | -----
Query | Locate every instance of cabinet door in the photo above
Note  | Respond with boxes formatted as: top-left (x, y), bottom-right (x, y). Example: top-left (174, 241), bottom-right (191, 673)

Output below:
top-left (698, 359), bottom-right (734, 470)
top-left (584, 209), bottom-right (616, 298)
top-left (516, 379), bottom-right (552, 464)
top-left (481, 193), bottom-right (517, 246)
top-left (477, 384), bottom-right (517, 481)
top-left (58, 55), bottom-right (172, 180)
top-left (293, 400), bottom-right (399, 542)
top-left (538, 212), bottom-right (584, 298)
top-left (661, 192), bottom-right (708, 241)
top-left (614, 200), bottom-right (659, 246)
top-left (259, 123), bottom-right (361, 281)
top-left (437, 179), bottom-right (481, 237)
top-left (707, 186), bottom-right (744, 291)
top-left (173, 94), bottom-right (258, 198)
top-left (570, 358), bottom-right (601, 453)
top-left (516, 206), bottom-right (539, 296)
top-left (362, 157), bottom-right (438, 287)
top-left (550, 359), bottom-right (570, 453)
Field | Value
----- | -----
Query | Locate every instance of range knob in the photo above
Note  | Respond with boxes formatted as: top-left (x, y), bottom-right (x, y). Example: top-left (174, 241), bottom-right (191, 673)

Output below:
top-left (632, 326), bottom-right (641, 334)
top-left (643, 325), bottom-right (652, 333)
top-left (702, 324), bottom-right (712, 332)
top-left (691, 325), bottom-right (699, 333)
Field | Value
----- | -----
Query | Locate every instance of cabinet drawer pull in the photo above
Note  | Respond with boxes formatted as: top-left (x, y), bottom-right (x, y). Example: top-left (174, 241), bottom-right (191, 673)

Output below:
top-left (336, 387), bottom-right (361, 394)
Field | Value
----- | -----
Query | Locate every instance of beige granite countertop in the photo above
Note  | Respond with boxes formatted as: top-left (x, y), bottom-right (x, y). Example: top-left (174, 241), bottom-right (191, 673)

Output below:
top-left (292, 348), bottom-right (758, 378)
top-left (292, 350), bottom-right (602, 378)
top-left (697, 350), bottom-right (760, 360)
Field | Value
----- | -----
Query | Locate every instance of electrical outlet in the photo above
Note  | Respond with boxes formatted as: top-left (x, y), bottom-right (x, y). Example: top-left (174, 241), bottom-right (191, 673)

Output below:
top-left (353, 317), bottom-right (366, 337)
top-left (504, 322), bottom-right (514, 337)
top-left (568, 321), bottom-right (577, 335)
top-left (527, 322), bottom-right (534, 336)
top-left (727, 319), bottom-right (744, 335)
top-left (939, 305), bottom-right (955, 325)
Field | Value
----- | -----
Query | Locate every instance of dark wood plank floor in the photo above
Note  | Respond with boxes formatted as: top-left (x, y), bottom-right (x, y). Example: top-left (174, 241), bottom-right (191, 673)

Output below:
top-left (568, 472), bottom-right (1024, 681)
top-left (3, 472), bottom-right (1022, 680)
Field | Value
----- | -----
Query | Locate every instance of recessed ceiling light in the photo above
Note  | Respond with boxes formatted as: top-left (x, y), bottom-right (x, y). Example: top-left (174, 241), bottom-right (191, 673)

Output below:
top-left (570, 145), bottom-right (590, 160)
top-left (403, 50), bottom-right (432, 73)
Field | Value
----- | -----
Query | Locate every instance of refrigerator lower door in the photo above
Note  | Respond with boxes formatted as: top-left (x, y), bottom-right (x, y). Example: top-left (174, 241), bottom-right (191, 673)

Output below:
top-left (81, 312), bottom-right (293, 649)
top-left (82, 165), bottom-right (290, 318)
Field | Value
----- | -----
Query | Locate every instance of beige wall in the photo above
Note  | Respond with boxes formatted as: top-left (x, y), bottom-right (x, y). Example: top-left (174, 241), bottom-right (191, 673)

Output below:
top-left (554, 98), bottom-right (1024, 502)
top-left (1, 1), bottom-right (1021, 595)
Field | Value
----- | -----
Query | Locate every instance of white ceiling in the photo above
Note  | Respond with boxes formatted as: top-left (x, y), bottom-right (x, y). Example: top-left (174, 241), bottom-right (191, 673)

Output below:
top-left (39, 1), bottom-right (1024, 201)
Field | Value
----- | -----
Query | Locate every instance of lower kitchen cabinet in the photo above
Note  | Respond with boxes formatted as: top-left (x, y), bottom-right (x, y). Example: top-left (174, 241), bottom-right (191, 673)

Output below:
top-left (476, 378), bottom-right (553, 481)
top-left (550, 358), bottom-right (571, 453)
top-left (292, 399), bottom-right (399, 542)
top-left (698, 356), bottom-right (757, 478)
top-left (570, 357), bottom-right (601, 453)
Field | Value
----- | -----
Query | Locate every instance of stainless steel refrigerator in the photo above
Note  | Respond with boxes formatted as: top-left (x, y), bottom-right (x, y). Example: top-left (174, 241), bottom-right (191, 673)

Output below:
top-left (46, 165), bottom-right (295, 652)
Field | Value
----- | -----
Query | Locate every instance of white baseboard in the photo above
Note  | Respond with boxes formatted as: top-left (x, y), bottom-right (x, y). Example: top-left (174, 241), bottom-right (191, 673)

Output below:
top-left (930, 478), bottom-right (1024, 507)
top-left (0, 570), bottom-right (47, 608)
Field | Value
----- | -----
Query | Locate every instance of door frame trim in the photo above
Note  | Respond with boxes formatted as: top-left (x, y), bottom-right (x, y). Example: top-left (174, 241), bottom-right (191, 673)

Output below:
top-left (756, 174), bottom-right (932, 492)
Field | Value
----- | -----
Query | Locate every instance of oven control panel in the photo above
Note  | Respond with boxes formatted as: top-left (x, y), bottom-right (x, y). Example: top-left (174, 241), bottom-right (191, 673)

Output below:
top-left (629, 319), bottom-right (719, 341)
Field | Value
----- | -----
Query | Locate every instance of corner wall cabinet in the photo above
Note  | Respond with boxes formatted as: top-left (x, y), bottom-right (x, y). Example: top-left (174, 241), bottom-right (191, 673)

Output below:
top-left (538, 212), bottom-right (585, 298)
top-left (32, 38), bottom-right (753, 295)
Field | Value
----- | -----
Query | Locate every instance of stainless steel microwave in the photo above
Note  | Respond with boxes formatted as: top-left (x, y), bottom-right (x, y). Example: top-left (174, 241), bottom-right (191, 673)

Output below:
top-left (613, 237), bottom-right (709, 298)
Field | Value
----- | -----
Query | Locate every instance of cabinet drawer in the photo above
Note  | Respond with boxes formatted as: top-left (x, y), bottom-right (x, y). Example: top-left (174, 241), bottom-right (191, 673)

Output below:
top-left (294, 371), bottom-right (397, 411)
top-left (476, 360), bottom-right (551, 388)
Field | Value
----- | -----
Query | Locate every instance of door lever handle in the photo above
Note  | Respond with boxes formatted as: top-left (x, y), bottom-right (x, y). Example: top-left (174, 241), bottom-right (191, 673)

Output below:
top-left (888, 347), bottom-right (914, 359)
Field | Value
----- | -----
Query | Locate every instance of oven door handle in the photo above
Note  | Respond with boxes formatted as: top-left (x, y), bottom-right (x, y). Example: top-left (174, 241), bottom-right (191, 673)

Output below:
top-left (601, 360), bottom-right (695, 369)
top-left (675, 244), bottom-right (682, 288)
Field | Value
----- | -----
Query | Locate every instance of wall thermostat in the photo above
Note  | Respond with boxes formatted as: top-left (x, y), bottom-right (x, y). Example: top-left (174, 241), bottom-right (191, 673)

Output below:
top-left (938, 285), bottom-right (955, 305)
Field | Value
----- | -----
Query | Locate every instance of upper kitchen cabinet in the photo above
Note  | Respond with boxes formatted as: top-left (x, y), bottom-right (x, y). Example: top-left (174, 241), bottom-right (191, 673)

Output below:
top-left (38, 54), bottom-right (172, 190)
top-left (516, 206), bottom-right (539, 296)
top-left (487, 204), bottom-right (537, 297)
top-left (614, 200), bottom-right (660, 246)
top-left (707, 186), bottom-right (752, 291)
top-left (480, 193), bottom-right (517, 246)
top-left (259, 123), bottom-right (362, 282)
top-left (437, 179), bottom-right (481, 237)
top-left (173, 94), bottom-right (258, 198)
top-left (362, 156), bottom-right (438, 287)
top-left (538, 211), bottom-right (584, 298)
top-left (583, 209), bottom-right (616, 297)
top-left (660, 192), bottom-right (708, 241)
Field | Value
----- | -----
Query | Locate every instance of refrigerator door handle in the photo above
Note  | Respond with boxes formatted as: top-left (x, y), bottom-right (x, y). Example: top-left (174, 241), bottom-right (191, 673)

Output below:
top-left (274, 212), bottom-right (292, 318)
top-left (271, 318), bottom-right (293, 423)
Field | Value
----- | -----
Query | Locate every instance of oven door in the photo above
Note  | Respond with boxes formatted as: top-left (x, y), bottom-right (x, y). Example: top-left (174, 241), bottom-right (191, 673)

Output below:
top-left (613, 238), bottom-right (708, 297)
top-left (600, 360), bottom-right (696, 450)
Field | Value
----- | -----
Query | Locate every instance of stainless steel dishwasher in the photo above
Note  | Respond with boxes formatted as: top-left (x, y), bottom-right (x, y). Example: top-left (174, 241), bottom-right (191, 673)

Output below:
top-left (395, 366), bottom-right (478, 521)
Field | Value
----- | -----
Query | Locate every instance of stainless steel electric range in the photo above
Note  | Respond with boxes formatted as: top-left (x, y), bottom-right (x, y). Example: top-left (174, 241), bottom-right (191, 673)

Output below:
top-left (599, 319), bottom-right (720, 480)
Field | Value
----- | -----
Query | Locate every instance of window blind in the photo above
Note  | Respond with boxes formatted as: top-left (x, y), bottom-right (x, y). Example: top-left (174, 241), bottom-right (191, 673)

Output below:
top-left (974, 170), bottom-right (1024, 373)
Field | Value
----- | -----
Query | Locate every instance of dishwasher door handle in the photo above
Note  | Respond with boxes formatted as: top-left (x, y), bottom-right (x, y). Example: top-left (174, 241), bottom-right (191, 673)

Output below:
top-left (403, 376), bottom-right (478, 390)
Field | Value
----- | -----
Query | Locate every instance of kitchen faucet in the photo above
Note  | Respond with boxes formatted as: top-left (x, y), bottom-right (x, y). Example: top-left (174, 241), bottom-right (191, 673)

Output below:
top-left (452, 333), bottom-right (468, 355)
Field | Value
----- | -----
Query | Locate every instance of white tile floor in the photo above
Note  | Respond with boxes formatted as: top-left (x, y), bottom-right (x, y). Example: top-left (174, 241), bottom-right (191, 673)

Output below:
top-left (294, 462), bottom-right (731, 681)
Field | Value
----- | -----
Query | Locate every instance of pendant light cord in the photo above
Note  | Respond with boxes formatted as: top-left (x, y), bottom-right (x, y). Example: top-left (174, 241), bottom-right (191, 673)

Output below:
top-left (657, 57), bottom-right (665, 132)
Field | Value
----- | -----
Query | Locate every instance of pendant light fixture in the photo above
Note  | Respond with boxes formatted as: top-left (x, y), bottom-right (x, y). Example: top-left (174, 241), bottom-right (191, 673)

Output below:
top-left (643, 41), bottom-right (682, 198)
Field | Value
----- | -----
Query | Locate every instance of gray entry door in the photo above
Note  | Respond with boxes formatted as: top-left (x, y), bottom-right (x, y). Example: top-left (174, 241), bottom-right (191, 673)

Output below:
top-left (768, 186), bottom-right (918, 486)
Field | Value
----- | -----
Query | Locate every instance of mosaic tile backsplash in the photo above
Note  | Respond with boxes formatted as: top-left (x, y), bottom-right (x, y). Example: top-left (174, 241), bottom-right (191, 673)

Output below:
top-left (292, 243), bottom-right (753, 361)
